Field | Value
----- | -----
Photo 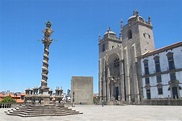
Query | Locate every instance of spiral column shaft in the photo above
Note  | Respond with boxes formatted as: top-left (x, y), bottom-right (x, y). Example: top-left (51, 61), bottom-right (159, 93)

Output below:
top-left (41, 41), bottom-right (51, 88)
top-left (40, 21), bottom-right (53, 93)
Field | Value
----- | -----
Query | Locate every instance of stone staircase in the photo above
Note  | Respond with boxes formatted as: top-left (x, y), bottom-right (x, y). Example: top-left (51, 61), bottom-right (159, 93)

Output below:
top-left (4, 104), bottom-right (83, 117)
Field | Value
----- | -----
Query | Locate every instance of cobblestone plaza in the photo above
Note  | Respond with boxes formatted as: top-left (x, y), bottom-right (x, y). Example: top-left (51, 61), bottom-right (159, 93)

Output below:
top-left (1, 105), bottom-right (182, 121)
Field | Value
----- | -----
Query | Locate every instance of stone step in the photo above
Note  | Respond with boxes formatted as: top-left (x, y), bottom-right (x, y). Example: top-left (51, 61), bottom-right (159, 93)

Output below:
top-left (7, 110), bottom-right (78, 114)
top-left (7, 111), bottom-right (80, 116)
top-left (5, 104), bottom-right (82, 117)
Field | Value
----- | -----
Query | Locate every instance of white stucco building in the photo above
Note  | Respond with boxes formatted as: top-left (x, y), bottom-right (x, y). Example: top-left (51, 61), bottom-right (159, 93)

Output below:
top-left (139, 42), bottom-right (182, 100)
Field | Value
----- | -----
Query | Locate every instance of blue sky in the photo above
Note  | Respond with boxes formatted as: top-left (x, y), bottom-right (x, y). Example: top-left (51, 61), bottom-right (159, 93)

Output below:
top-left (0, 0), bottom-right (182, 93)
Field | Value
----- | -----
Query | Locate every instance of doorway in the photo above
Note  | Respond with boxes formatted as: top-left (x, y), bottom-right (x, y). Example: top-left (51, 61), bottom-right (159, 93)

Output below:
top-left (146, 89), bottom-right (151, 99)
top-left (172, 86), bottom-right (178, 99)
top-left (115, 87), bottom-right (119, 100)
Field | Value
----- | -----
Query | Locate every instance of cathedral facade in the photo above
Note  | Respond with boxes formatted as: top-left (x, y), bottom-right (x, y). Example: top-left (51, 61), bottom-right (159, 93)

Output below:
top-left (98, 11), bottom-right (155, 104)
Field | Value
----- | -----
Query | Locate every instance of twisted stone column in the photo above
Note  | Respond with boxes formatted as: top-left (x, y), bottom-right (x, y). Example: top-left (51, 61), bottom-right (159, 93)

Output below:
top-left (40, 21), bottom-right (53, 92)
top-left (41, 42), bottom-right (51, 88)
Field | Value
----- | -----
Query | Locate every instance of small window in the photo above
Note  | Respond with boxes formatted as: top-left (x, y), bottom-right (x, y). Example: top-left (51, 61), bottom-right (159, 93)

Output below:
top-left (170, 72), bottom-right (176, 80)
top-left (143, 60), bottom-right (149, 75)
top-left (102, 44), bottom-right (105, 52)
top-left (156, 75), bottom-right (162, 83)
top-left (167, 52), bottom-right (175, 70)
top-left (127, 30), bottom-right (132, 39)
top-left (148, 34), bottom-right (150, 39)
top-left (143, 33), bottom-right (146, 38)
top-left (158, 88), bottom-right (163, 95)
top-left (154, 56), bottom-right (161, 73)
top-left (143, 33), bottom-right (151, 39)
top-left (145, 77), bottom-right (150, 84)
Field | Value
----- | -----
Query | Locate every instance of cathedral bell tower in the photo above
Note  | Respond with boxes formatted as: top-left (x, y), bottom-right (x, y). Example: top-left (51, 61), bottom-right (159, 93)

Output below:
top-left (121, 10), bottom-right (155, 104)
top-left (98, 27), bottom-right (123, 104)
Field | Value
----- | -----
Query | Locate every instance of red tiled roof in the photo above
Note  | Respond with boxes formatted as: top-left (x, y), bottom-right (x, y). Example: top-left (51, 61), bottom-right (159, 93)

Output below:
top-left (21, 93), bottom-right (26, 96)
top-left (16, 99), bottom-right (24, 103)
top-left (0, 94), bottom-right (5, 97)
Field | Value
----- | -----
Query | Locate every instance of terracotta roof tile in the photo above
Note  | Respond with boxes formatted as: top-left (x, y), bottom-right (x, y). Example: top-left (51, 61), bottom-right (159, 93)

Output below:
top-left (21, 93), bottom-right (26, 96)
top-left (0, 94), bottom-right (6, 97)
top-left (16, 99), bottom-right (24, 103)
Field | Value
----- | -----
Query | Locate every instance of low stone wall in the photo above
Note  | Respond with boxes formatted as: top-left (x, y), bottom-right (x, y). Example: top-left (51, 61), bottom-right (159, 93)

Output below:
top-left (142, 99), bottom-right (182, 105)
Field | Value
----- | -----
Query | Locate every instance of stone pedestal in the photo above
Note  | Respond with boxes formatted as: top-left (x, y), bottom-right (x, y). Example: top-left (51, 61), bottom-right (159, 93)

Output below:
top-left (42, 92), bottom-right (50, 105)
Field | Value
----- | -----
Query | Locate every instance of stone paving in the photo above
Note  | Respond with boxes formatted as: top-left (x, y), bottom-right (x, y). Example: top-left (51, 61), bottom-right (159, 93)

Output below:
top-left (1, 105), bottom-right (182, 121)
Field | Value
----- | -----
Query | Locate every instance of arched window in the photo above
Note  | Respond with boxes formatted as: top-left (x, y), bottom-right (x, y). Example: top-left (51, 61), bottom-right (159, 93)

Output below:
top-left (127, 30), bottom-right (132, 39)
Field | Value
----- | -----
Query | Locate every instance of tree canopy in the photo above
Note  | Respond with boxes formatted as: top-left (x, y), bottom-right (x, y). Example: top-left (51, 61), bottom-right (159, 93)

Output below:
top-left (1, 96), bottom-right (16, 104)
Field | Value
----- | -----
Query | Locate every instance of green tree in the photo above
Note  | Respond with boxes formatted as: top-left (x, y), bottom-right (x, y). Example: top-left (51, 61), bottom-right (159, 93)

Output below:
top-left (1, 96), bottom-right (16, 104)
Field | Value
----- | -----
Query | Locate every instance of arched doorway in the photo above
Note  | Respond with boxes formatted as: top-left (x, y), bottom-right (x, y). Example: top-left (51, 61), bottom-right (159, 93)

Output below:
top-left (115, 86), bottom-right (119, 100)
top-left (108, 53), bottom-right (121, 101)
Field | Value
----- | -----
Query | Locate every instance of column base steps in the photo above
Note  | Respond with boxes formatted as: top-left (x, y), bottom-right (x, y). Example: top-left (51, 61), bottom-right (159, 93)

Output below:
top-left (4, 104), bottom-right (83, 117)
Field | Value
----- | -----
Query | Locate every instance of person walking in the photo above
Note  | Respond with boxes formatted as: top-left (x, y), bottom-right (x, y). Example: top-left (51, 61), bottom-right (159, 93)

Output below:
top-left (101, 100), bottom-right (104, 107)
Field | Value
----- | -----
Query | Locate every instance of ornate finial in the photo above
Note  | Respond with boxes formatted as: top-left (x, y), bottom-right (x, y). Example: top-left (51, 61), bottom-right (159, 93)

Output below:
top-left (98, 34), bottom-right (101, 41)
top-left (46, 21), bottom-right (52, 28)
top-left (120, 19), bottom-right (123, 28)
top-left (108, 27), bottom-right (111, 32)
top-left (119, 32), bottom-right (121, 37)
top-left (43, 21), bottom-right (53, 38)
top-left (148, 16), bottom-right (151, 22)
top-left (133, 11), bottom-right (135, 15)
top-left (136, 10), bottom-right (139, 16)
top-left (133, 10), bottom-right (139, 16)
top-left (119, 19), bottom-right (123, 38)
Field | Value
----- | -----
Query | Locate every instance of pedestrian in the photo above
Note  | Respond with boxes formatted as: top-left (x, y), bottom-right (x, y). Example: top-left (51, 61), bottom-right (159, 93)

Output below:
top-left (101, 100), bottom-right (104, 107)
